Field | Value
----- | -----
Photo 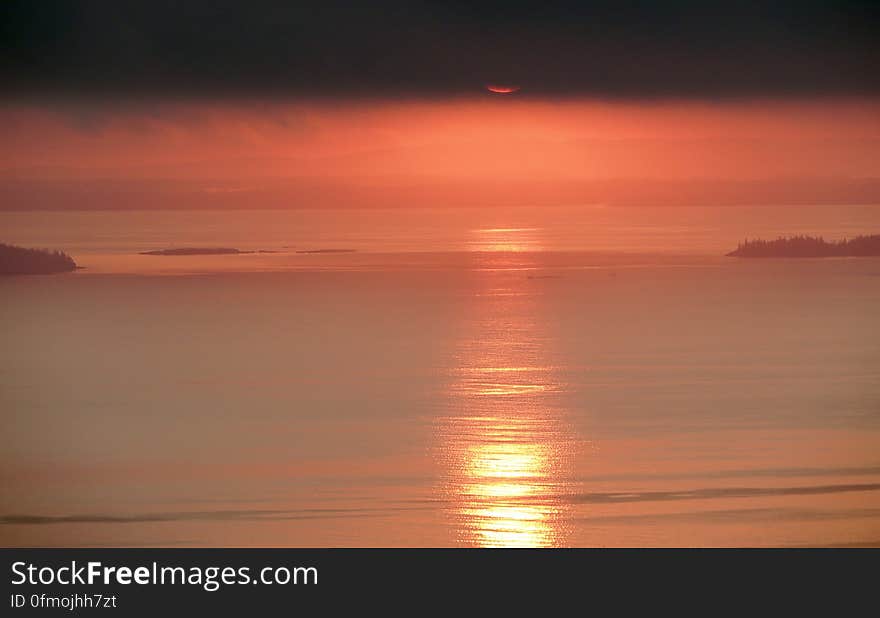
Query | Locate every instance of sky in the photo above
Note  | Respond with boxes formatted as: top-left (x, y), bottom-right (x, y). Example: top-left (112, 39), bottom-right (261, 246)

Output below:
top-left (2, 1), bottom-right (879, 209)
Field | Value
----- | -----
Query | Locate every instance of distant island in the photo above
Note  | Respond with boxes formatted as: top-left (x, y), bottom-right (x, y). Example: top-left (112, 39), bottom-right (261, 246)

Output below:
top-left (140, 247), bottom-right (281, 256)
top-left (0, 243), bottom-right (78, 275)
top-left (141, 247), bottom-right (244, 256)
top-left (727, 235), bottom-right (880, 258)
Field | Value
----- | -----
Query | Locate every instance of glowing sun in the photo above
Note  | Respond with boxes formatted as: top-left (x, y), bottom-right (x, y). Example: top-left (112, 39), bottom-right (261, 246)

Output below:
top-left (486, 85), bottom-right (520, 94)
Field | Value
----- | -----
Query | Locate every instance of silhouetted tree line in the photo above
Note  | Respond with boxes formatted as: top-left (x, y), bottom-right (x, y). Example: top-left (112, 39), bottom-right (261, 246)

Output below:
top-left (727, 234), bottom-right (880, 257)
top-left (0, 243), bottom-right (77, 274)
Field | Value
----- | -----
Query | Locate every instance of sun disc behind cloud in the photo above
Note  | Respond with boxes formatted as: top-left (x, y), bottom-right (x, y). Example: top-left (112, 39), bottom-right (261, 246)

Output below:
top-left (486, 85), bottom-right (521, 94)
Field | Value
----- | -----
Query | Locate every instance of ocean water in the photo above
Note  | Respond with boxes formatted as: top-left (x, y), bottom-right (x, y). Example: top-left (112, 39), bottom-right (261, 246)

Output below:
top-left (1, 205), bottom-right (880, 547)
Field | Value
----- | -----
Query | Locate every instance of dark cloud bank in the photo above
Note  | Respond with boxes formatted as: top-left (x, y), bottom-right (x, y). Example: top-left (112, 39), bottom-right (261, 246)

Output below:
top-left (2, 0), bottom-right (879, 100)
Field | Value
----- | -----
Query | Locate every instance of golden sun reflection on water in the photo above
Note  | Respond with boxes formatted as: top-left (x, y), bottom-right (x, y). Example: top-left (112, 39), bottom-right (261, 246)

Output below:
top-left (438, 377), bottom-right (575, 547)
top-left (467, 227), bottom-right (543, 252)
top-left (436, 247), bottom-right (577, 547)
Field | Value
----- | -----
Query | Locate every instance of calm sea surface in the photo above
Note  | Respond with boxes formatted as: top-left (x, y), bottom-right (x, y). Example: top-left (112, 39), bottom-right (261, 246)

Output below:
top-left (2, 205), bottom-right (880, 546)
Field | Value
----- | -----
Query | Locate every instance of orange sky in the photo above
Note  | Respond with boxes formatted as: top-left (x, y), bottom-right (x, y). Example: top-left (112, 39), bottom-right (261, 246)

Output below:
top-left (2, 98), bottom-right (879, 208)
